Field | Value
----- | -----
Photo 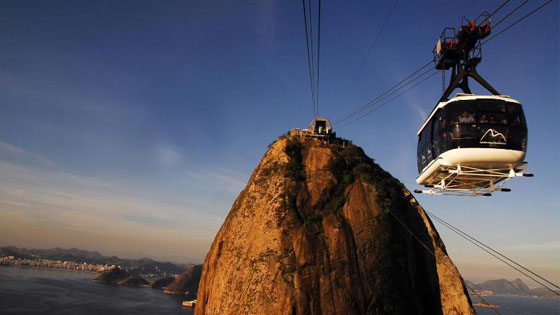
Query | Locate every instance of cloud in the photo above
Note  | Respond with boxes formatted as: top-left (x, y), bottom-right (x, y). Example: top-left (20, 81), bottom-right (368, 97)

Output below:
top-left (0, 140), bottom-right (55, 169)
top-left (0, 141), bottom-right (234, 261)
top-left (155, 143), bottom-right (183, 167)
top-left (405, 93), bottom-right (429, 123)
top-left (0, 72), bottom-right (131, 115)
top-left (203, 168), bottom-right (247, 190)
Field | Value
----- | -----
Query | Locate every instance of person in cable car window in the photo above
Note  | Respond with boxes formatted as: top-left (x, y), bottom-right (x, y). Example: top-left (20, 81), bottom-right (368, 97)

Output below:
top-left (480, 114), bottom-right (489, 124)
top-left (459, 110), bottom-right (475, 124)
top-left (489, 115), bottom-right (496, 124)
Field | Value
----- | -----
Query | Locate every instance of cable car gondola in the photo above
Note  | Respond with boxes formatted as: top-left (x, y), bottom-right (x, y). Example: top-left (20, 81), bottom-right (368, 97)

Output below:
top-left (415, 15), bottom-right (532, 196)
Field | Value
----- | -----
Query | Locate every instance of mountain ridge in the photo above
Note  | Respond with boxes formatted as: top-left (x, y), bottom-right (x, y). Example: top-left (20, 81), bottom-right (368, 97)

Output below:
top-left (467, 278), bottom-right (560, 299)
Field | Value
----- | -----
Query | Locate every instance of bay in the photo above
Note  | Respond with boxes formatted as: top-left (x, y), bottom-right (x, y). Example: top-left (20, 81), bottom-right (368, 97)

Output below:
top-left (0, 266), bottom-right (192, 315)
top-left (472, 294), bottom-right (559, 315)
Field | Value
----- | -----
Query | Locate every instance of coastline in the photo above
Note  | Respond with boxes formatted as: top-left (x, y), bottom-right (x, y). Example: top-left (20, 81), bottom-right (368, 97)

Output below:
top-left (0, 264), bottom-right (100, 274)
top-left (470, 292), bottom-right (560, 301)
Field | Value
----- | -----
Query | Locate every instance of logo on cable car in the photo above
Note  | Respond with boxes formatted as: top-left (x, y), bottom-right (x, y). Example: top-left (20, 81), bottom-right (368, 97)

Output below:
top-left (480, 129), bottom-right (507, 145)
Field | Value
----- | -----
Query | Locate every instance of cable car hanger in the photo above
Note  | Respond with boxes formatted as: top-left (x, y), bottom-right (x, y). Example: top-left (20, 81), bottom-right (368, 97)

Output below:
top-left (415, 12), bottom-right (533, 197)
top-left (435, 14), bottom-right (498, 102)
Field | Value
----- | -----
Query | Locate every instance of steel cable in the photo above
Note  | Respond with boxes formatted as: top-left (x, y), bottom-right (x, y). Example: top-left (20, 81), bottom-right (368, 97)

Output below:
top-left (336, 0), bottom-right (400, 110)
top-left (302, 0), bottom-right (317, 117)
top-left (426, 210), bottom-right (560, 295)
top-left (334, 60), bottom-right (433, 125)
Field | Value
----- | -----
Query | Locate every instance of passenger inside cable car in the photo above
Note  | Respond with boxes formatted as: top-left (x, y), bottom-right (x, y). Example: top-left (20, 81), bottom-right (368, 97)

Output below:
top-left (417, 99), bottom-right (527, 173)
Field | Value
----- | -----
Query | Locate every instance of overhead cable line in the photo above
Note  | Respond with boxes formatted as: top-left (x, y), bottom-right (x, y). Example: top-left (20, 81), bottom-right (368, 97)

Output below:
top-left (425, 210), bottom-right (560, 296)
top-left (334, 60), bottom-right (433, 125)
top-left (302, 0), bottom-right (322, 117)
top-left (336, 0), bottom-right (514, 126)
top-left (340, 69), bottom-right (438, 127)
top-left (336, 0), bottom-right (400, 109)
top-left (334, 0), bottom-right (551, 127)
top-left (302, 0), bottom-right (316, 117)
top-left (386, 209), bottom-right (502, 315)
top-left (482, 0), bottom-right (554, 45)
top-left (317, 0), bottom-right (322, 117)
top-left (335, 0), bottom-right (517, 126)
top-left (308, 0), bottom-right (317, 116)
top-left (478, 0), bottom-right (513, 26)
top-left (491, 0), bottom-right (530, 29)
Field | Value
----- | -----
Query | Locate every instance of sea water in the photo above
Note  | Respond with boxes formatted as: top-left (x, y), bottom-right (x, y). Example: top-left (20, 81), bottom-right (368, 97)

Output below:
top-left (1, 266), bottom-right (558, 314)
top-left (471, 294), bottom-right (559, 315)
top-left (0, 267), bottom-right (192, 315)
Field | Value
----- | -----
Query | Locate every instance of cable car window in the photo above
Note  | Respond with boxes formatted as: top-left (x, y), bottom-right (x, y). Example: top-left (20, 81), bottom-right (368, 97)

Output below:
top-left (417, 128), bottom-right (428, 172)
top-left (417, 136), bottom-right (423, 172)
top-left (427, 119), bottom-right (434, 162)
top-left (458, 110), bottom-right (476, 124)
top-left (445, 101), bottom-right (476, 125)
top-left (477, 101), bottom-right (508, 125)
top-left (432, 111), bottom-right (443, 157)
top-left (443, 101), bottom-right (477, 148)
top-left (417, 119), bottom-right (434, 172)
top-left (506, 102), bottom-right (528, 152)
top-left (478, 101), bottom-right (507, 113)
top-left (478, 112), bottom-right (508, 125)
top-left (507, 103), bottom-right (526, 127)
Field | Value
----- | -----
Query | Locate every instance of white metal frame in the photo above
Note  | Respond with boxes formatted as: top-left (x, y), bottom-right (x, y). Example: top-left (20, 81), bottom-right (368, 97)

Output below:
top-left (415, 164), bottom-right (532, 197)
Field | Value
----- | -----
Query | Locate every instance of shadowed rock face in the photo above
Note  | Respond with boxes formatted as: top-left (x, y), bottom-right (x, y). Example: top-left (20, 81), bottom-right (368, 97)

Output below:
top-left (151, 276), bottom-right (176, 289)
top-left (164, 265), bottom-right (203, 295)
top-left (195, 136), bottom-right (474, 315)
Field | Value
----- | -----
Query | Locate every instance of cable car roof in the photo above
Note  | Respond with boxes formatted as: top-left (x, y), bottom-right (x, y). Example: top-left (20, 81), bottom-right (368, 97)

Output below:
top-left (416, 94), bottom-right (520, 136)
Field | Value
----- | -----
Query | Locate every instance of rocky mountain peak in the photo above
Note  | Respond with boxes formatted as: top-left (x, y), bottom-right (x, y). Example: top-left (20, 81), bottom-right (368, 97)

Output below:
top-left (195, 135), bottom-right (474, 314)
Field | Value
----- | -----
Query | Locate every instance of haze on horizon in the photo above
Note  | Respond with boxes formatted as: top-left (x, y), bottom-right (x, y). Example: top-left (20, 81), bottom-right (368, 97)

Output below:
top-left (0, 0), bottom-right (558, 287)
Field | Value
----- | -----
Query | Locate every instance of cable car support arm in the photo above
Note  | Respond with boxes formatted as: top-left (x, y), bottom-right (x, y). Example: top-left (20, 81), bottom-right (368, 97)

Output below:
top-left (434, 15), bottom-right (501, 102)
top-left (440, 60), bottom-right (500, 103)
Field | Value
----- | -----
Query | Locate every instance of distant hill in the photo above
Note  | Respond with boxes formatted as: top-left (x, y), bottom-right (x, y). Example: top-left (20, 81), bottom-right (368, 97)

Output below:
top-left (471, 278), bottom-right (531, 294)
top-left (468, 278), bottom-right (560, 299)
top-left (164, 264), bottom-right (202, 296)
top-left (151, 276), bottom-right (176, 289)
top-left (0, 246), bottom-right (186, 275)
top-left (93, 267), bottom-right (149, 287)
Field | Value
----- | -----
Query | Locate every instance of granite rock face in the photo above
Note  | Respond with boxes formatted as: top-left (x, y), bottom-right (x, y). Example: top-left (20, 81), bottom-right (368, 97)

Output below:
top-left (195, 136), bottom-right (474, 315)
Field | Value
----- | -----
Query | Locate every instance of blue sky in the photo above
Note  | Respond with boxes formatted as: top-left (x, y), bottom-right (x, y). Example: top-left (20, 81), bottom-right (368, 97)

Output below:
top-left (0, 0), bottom-right (557, 285)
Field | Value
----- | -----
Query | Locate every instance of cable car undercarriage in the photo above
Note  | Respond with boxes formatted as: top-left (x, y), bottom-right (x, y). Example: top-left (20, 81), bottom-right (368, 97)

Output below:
top-left (415, 163), bottom-right (533, 197)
